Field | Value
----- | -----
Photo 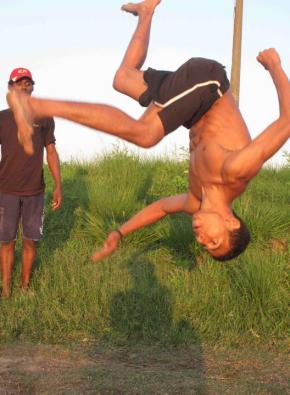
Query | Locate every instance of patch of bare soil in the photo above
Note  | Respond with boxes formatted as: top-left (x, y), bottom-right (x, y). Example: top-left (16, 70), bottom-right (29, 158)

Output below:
top-left (0, 344), bottom-right (289, 394)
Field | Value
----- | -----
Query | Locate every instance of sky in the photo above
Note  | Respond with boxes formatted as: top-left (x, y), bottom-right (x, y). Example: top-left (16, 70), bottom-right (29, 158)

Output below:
top-left (1, 0), bottom-right (290, 164)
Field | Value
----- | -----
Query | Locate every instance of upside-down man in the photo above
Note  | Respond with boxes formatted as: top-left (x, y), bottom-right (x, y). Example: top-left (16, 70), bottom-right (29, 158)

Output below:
top-left (7, 0), bottom-right (290, 261)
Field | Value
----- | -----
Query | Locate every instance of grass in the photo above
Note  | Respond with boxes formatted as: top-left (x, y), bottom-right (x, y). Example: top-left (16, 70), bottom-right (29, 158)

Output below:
top-left (0, 150), bottom-right (289, 350)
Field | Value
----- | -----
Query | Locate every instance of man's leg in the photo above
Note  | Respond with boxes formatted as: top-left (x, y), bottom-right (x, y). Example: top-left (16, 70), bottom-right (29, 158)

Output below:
top-left (8, 81), bottom-right (165, 155)
top-left (113, 0), bottom-right (161, 100)
top-left (20, 193), bottom-right (44, 291)
top-left (7, 0), bottom-right (165, 155)
top-left (21, 239), bottom-right (37, 291)
top-left (0, 193), bottom-right (19, 297)
top-left (0, 241), bottom-right (16, 297)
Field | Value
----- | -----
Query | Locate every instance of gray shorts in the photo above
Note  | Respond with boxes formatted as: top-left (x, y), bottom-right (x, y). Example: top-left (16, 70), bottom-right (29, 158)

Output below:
top-left (0, 192), bottom-right (45, 242)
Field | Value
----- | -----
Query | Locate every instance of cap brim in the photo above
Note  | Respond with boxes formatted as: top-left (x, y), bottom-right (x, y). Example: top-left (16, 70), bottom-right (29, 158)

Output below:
top-left (8, 77), bottom-right (35, 84)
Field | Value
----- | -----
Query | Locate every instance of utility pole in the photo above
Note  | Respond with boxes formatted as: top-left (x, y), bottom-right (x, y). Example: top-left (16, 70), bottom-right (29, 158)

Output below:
top-left (231, 0), bottom-right (244, 105)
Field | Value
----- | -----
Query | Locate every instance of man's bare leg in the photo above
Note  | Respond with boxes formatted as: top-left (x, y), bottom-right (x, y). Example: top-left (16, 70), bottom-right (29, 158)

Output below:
top-left (21, 239), bottom-right (37, 291)
top-left (17, 94), bottom-right (164, 140)
top-left (114, 0), bottom-right (161, 100)
top-left (7, 0), bottom-right (164, 155)
top-left (0, 241), bottom-right (15, 298)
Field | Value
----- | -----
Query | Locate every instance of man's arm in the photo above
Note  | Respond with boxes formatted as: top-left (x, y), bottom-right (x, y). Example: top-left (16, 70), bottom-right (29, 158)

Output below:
top-left (224, 48), bottom-right (290, 181)
top-left (92, 193), bottom-right (196, 262)
top-left (46, 143), bottom-right (63, 210)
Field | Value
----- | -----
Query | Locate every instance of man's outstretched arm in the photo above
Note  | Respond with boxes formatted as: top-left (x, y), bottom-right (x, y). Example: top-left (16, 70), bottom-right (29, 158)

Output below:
top-left (91, 193), bottom-right (196, 262)
top-left (224, 48), bottom-right (290, 181)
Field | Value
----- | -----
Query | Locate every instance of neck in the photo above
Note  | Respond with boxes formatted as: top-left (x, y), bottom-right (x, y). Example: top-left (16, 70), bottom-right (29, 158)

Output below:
top-left (200, 186), bottom-right (234, 217)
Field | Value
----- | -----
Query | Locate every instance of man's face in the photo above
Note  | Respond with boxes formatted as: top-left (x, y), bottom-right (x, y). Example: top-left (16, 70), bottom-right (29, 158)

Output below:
top-left (192, 211), bottom-right (232, 257)
top-left (12, 78), bottom-right (34, 95)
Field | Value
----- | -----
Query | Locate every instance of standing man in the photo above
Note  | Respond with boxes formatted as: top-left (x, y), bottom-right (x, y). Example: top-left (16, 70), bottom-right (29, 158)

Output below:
top-left (0, 68), bottom-right (62, 297)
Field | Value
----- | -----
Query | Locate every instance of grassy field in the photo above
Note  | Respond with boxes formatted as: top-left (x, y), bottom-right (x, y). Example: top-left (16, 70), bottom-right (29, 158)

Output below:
top-left (0, 150), bottom-right (289, 351)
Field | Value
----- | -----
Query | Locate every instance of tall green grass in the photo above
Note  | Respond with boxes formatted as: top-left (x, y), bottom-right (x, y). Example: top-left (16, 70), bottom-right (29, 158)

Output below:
top-left (0, 151), bottom-right (289, 348)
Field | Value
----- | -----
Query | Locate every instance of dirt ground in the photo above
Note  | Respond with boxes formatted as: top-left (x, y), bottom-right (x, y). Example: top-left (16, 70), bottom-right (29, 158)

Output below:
top-left (0, 343), bottom-right (289, 394)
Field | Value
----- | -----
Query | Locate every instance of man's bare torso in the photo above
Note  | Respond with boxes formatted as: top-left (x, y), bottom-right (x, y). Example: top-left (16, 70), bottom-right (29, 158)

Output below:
top-left (188, 90), bottom-right (252, 203)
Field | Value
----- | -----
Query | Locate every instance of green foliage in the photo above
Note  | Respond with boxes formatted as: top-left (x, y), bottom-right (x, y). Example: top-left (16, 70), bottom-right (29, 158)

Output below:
top-left (0, 151), bottom-right (289, 349)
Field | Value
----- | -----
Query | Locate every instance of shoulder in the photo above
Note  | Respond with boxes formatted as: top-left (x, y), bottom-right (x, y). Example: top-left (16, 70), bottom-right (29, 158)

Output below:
top-left (0, 109), bottom-right (15, 133)
top-left (222, 157), bottom-right (250, 194)
top-left (184, 191), bottom-right (200, 214)
top-left (222, 159), bottom-right (244, 184)
top-left (0, 109), bottom-right (13, 120)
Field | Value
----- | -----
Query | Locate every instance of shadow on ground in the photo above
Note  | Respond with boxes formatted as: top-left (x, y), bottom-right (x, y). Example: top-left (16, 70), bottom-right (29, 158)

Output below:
top-left (105, 252), bottom-right (208, 394)
top-left (0, 343), bottom-right (289, 394)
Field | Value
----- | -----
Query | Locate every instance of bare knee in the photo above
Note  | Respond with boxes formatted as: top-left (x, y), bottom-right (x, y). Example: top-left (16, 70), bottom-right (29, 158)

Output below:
top-left (139, 135), bottom-right (160, 148)
top-left (113, 67), bottom-right (128, 93)
top-left (1, 241), bottom-right (16, 252)
top-left (135, 109), bottom-right (165, 148)
top-left (22, 239), bottom-right (37, 252)
top-left (136, 125), bottom-right (164, 148)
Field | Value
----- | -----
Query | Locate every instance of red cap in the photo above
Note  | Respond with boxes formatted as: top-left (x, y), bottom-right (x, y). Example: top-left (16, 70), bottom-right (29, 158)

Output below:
top-left (9, 67), bottom-right (34, 84)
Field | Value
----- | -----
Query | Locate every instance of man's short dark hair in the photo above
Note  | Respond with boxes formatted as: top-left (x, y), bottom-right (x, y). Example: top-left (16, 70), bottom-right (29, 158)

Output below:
top-left (8, 77), bottom-right (34, 86)
top-left (213, 212), bottom-right (251, 262)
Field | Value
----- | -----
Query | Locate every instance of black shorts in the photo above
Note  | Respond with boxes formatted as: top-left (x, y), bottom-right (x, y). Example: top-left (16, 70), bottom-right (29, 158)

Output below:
top-left (139, 58), bottom-right (230, 134)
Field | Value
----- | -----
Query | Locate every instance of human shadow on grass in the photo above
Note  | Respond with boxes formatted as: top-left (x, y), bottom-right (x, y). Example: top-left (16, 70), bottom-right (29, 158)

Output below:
top-left (107, 253), bottom-right (208, 394)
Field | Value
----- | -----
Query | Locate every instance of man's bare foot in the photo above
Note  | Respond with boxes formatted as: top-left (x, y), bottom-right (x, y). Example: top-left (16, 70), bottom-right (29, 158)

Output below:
top-left (6, 88), bottom-right (35, 156)
top-left (121, 0), bottom-right (161, 16)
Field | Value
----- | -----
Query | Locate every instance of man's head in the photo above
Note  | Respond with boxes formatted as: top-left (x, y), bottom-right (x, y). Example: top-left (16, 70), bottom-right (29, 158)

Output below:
top-left (8, 67), bottom-right (35, 95)
top-left (192, 210), bottom-right (250, 261)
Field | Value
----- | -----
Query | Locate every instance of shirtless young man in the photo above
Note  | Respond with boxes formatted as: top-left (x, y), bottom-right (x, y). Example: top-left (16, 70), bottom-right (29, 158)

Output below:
top-left (7, 0), bottom-right (290, 261)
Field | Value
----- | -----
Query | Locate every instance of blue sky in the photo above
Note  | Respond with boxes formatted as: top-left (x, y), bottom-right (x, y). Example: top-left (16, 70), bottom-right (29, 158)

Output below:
top-left (1, 0), bottom-right (290, 163)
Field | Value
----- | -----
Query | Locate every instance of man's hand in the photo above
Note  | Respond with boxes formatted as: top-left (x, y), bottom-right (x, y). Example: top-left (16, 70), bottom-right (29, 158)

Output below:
top-left (91, 231), bottom-right (122, 262)
top-left (257, 48), bottom-right (281, 71)
top-left (51, 187), bottom-right (63, 211)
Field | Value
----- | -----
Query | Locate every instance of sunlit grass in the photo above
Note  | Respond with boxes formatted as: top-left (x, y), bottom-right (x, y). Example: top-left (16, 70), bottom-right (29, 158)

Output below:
top-left (0, 151), bottom-right (289, 349)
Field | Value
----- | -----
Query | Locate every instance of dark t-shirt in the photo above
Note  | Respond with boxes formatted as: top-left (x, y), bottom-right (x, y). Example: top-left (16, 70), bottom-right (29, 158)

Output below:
top-left (0, 109), bottom-right (55, 195)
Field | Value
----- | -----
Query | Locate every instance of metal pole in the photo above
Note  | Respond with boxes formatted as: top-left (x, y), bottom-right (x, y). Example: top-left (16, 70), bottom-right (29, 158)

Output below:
top-left (231, 0), bottom-right (244, 105)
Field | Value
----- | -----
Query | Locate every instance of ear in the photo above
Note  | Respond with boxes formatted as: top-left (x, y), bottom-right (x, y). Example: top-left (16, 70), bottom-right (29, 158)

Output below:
top-left (226, 217), bottom-right (241, 231)
top-left (211, 239), bottom-right (222, 249)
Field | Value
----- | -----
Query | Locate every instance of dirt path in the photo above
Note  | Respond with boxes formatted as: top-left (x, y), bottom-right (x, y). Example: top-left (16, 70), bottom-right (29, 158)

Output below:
top-left (0, 344), bottom-right (289, 394)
